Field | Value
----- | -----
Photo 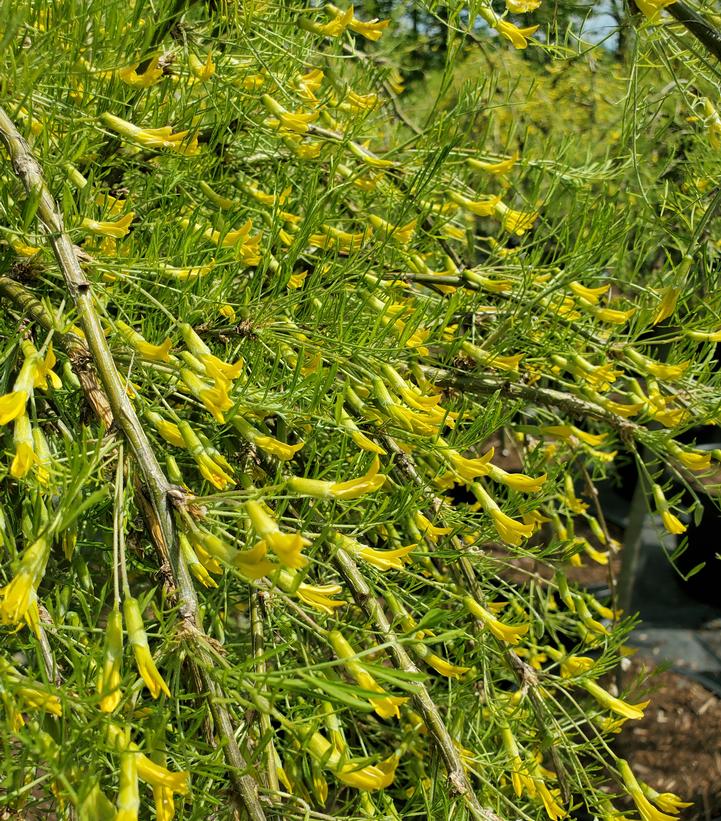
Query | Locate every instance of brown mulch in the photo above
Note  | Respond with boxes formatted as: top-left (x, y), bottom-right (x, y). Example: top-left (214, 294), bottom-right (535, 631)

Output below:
top-left (614, 665), bottom-right (721, 820)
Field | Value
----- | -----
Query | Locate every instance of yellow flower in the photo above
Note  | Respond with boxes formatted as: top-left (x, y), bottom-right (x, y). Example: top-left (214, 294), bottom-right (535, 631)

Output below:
top-left (179, 533), bottom-right (219, 588)
top-left (653, 287), bottom-right (681, 325)
top-left (118, 56), bottom-right (164, 88)
top-left (652, 484), bottom-right (686, 535)
top-left (641, 786), bottom-right (693, 815)
top-left (116, 320), bottom-right (172, 361)
top-left (569, 281), bottom-right (608, 304)
top-left (661, 510), bottom-right (686, 535)
top-left (560, 654), bottom-right (595, 678)
top-left (146, 411), bottom-right (185, 448)
top-left (33, 343), bottom-right (62, 390)
top-left (635, 0), bottom-right (675, 17)
top-left (471, 482), bottom-right (534, 546)
top-left (670, 444), bottom-right (711, 472)
top-left (348, 140), bottom-right (395, 168)
top-left (288, 456), bottom-right (385, 499)
top-left (618, 759), bottom-right (678, 821)
top-left (262, 94), bottom-right (317, 133)
top-left (506, 0), bottom-right (541, 11)
top-left (277, 570), bottom-right (347, 614)
top-left (329, 630), bottom-right (408, 718)
top-left (414, 511), bottom-right (452, 542)
top-left (116, 752), bottom-right (140, 821)
top-left (107, 725), bottom-right (190, 795)
top-left (124, 597), bottom-right (170, 699)
top-left (494, 18), bottom-right (539, 48)
top-left (368, 214), bottom-right (416, 245)
top-left (449, 190), bottom-right (501, 216)
top-left (180, 369), bottom-right (233, 423)
top-left (0, 535), bottom-right (50, 626)
top-left (101, 113), bottom-right (198, 155)
top-left (235, 542), bottom-right (277, 580)
top-left (582, 680), bottom-right (648, 720)
top-left (495, 200), bottom-right (538, 233)
top-left (464, 596), bottom-right (530, 645)
top-left (500, 725), bottom-right (536, 798)
top-left (97, 606), bottom-right (123, 713)
top-left (189, 51), bottom-right (215, 81)
top-left (314, 4), bottom-right (354, 36)
top-left (246, 500), bottom-right (309, 568)
top-left (11, 414), bottom-right (37, 479)
top-left (349, 13), bottom-right (390, 40)
top-left (0, 390), bottom-right (28, 425)
top-left (153, 784), bottom-right (174, 821)
top-left (338, 408), bottom-right (386, 455)
top-left (468, 153), bottom-right (518, 174)
top-left (487, 463), bottom-right (546, 493)
top-left (178, 421), bottom-right (235, 489)
top-left (234, 417), bottom-right (304, 461)
top-left (81, 212), bottom-right (134, 238)
top-left (338, 533), bottom-right (413, 571)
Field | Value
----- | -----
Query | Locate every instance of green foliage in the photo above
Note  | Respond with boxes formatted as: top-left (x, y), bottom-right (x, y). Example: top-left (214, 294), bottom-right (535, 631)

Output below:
top-left (0, 0), bottom-right (720, 819)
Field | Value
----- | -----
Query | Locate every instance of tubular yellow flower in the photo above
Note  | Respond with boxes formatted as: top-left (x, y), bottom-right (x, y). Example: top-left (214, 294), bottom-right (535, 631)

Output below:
top-left (116, 752), bottom-right (140, 821)
top-left (262, 94), bottom-right (317, 133)
top-left (500, 725), bottom-right (536, 798)
top-left (494, 200), bottom-right (538, 233)
top-left (582, 679), bottom-right (648, 720)
top-left (618, 759), bottom-right (679, 821)
top-left (234, 541), bottom-right (276, 580)
top-left (640, 785), bottom-right (693, 815)
top-left (107, 725), bottom-right (190, 795)
top-left (368, 214), bottom-right (416, 245)
top-left (118, 56), bottom-right (164, 88)
top-left (348, 140), bottom-right (395, 168)
top-left (348, 10), bottom-right (390, 40)
top-left (0, 390), bottom-right (28, 425)
top-left (33, 343), bottom-right (62, 390)
top-left (493, 19), bottom-right (539, 48)
top-left (653, 287), bottom-right (681, 325)
top-left (464, 596), bottom-right (530, 645)
top-left (116, 321), bottom-right (172, 362)
top-left (569, 281), bottom-right (609, 304)
top-left (277, 570), bottom-right (347, 614)
top-left (246, 499), bottom-right (309, 568)
top-left (153, 783), bottom-right (174, 821)
top-left (189, 51), bottom-right (215, 81)
top-left (635, 0), bottom-right (675, 17)
top-left (414, 511), bottom-right (452, 542)
top-left (81, 212), bottom-right (134, 238)
top-left (97, 606), bottom-right (123, 713)
top-left (181, 369), bottom-right (233, 423)
top-left (313, 4), bottom-right (354, 36)
top-left (487, 463), bottom-right (547, 493)
top-left (471, 482), bottom-right (534, 546)
top-left (101, 113), bottom-right (199, 154)
top-left (233, 417), bottom-right (304, 461)
top-left (11, 414), bottom-right (37, 479)
top-left (338, 408), bottom-right (386, 455)
top-left (123, 596), bottom-right (170, 699)
top-left (652, 484), bottom-right (686, 535)
top-left (506, 0), bottom-right (542, 11)
top-left (0, 534), bottom-right (50, 626)
top-left (560, 654), bottom-right (595, 678)
top-left (288, 456), bottom-right (385, 499)
top-left (146, 411), bottom-right (185, 448)
top-left (329, 630), bottom-right (408, 718)
top-left (178, 421), bottom-right (235, 489)
top-left (468, 153), bottom-right (518, 174)
top-left (449, 190), bottom-right (501, 216)
top-left (179, 532), bottom-right (219, 588)
top-left (671, 445), bottom-right (712, 472)
top-left (338, 533), bottom-right (413, 572)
